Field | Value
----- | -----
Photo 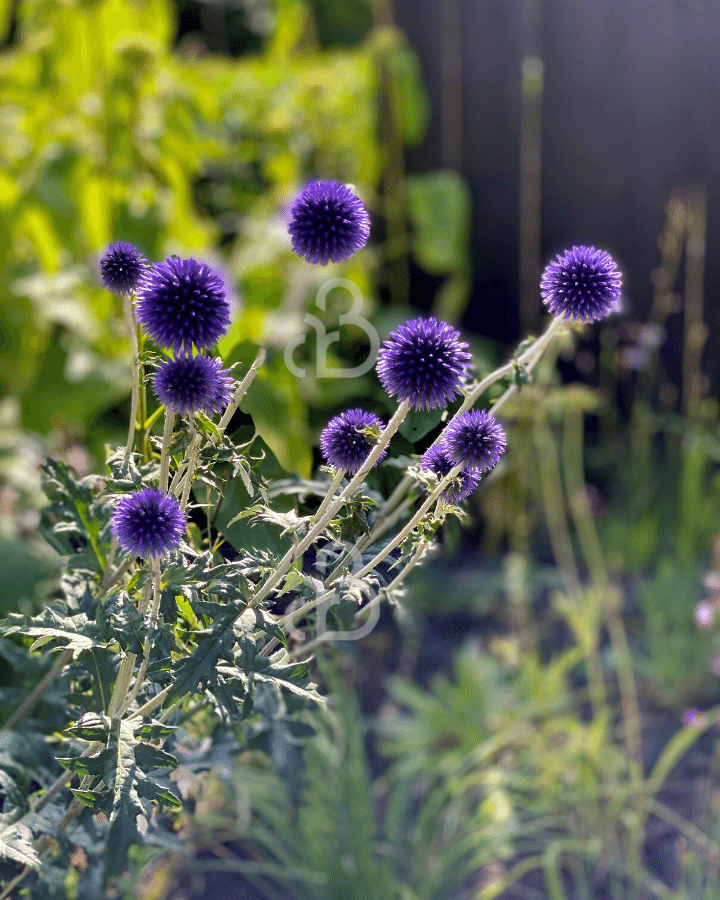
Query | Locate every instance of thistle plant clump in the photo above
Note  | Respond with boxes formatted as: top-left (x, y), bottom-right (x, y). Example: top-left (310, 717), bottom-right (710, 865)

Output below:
top-left (0, 203), bottom-right (621, 895)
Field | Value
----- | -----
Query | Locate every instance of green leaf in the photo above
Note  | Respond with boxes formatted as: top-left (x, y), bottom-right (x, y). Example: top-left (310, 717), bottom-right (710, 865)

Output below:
top-left (0, 821), bottom-right (40, 870)
top-left (70, 789), bottom-right (106, 811)
top-left (57, 748), bottom-right (115, 778)
top-left (398, 406), bottom-right (445, 443)
top-left (133, 743), bottom-right (177, 772)
top-left (65, 713), bottom-right (111, 742)
top-left (407, 170), bottom-right (471, 274)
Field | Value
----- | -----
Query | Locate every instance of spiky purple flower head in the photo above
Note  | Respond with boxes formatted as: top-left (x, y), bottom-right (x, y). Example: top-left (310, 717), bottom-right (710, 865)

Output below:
top-left (376, 317), bottom-right (471, 411)
top-left (111, 488), bottom-right (186, 559)
top-left (420, 444), bottom-right (481, 504)
top-left (100, 242), bottom-right (148, 295)
top-left (319, 408), bottom-right (386, 474)
top-left (442, 410), bottom-right (506, 471)
top-left (288, 181), bottom-right (370, 265)
top-left (135, 257), bottom-right (231, 353)
top-left (153, 354), bottom-right (234, 417)
top-left (540, 245), bottom-right (622, 322)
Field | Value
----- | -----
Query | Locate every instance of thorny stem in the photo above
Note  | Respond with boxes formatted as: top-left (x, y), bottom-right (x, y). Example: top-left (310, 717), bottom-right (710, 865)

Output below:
top-left (123, 292), bottom-right (140, 458)
top-left (159, 409), bottom-right (175, 494)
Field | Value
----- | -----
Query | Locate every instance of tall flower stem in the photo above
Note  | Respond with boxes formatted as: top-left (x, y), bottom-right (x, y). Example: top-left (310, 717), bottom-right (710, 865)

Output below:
top-left (178, 425), bottom-right (202, 512)
top-left (159, 409), bottom-right (175, 493)
top-left (333, 462), bottom-right (463, 585)
top-left (216, 347), bottom-right (267, 441)
top-left (314, 468), bottom-right (346, 522)
top-left (120, 559), bottom-right (161, 716)
top-left (122, 292), bottom-right (140, 458)
top-left (453, 314), bottom-right (566, 426)
top-left (249, 400), bottom-right (410, 609)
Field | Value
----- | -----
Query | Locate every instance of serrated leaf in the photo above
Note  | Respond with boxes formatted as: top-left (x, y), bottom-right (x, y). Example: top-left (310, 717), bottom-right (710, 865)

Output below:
top-left (136, 780), bottom-right (182, 810)
top-left (133, 743), bottom-right (177, 771)
top-left (65, 713), bottom-right (111, 742)
top-left (167, 620), bottom-right (235, 701)
top-left (133, 722), bottom-right (178, 741)
top-left (57, 748), bottom-right (115, 778)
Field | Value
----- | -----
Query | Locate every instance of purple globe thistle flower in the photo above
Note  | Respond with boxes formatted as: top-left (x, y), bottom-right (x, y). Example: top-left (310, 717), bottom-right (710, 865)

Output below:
top-left (135, 257), bottom-right (231, 353)
top-left (100, 242), bottom-right (148, 295)
top-left (319, 408), bottom-right (386, 474)
top-left (288, 181), bottom-right (370, 265)
top-left (376, 317), bottom-right (471, 411)
top-left (111, 487), bottom-right (186, 559)
top-left (442, 410), bottom-right (506, 471)
top-left (420, 443), bottom-right (481, 504)
top-left (540, 245), bottom-right (622, 322)
top-left (153, 354), bottom-right (234, 417)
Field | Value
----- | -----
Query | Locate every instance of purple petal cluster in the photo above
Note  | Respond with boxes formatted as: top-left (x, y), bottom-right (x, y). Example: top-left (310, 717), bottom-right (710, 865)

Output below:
top-left (376, 317), bottom-right (471, 411)
top-left (319, 408), bottom-right (386, 474)
top-left (288, 181), bottom-right (370, 265)
top-left (100, 242), bottom-right (147, 295)
top-left (153, 354), bottom-right (234, 417)
top-left (135, 257), bottom-right (231, 353)
top-left (111, 488), bottom-right (186, 559)
top-left (443, 410), bottom-right (506, 471)
top-left (540, 245), bottom-right (622, 322)
top-left (420, 444), bottom-right (480, 504)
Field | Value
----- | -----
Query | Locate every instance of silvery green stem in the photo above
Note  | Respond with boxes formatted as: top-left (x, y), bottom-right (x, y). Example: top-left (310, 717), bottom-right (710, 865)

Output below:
top-left (179, 426), bottom-right (201, 512)
top-left (216, 347), bottom-right (266, 441)
top-left (324, 494), bottom-right (415, 586)
top-left (452, 314), bottom-right (566, 423)
top-left (159, 409), bottom-right (175, 493)
top-left (123, 291), bottom-right (140, 459)
top-left (249, 400), bottom-right (411, 609)
top-left (169, 459), bottom-right (188, 495)
top-left (342, 462), bottom-right (463, 584)
top-left (313, 468), bottom-right (346, 522)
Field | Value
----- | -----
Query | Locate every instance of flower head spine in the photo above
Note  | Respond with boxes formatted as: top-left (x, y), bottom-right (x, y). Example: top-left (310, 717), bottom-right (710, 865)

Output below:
top-left (100, 242), bottom-right (148, 295)
top-left (153, 354), bottom-right (234, 417)
top-left (135, 257), bottom-right (231, 353)
top-left (111, 488), bottom-right (186, 559)
top-left (376, 317), bottom-right (471, 411)
top-left (288, 181), bottom-right (370, 265)
top-left (319, 408), bottom-right (386, 474)
top-left (442, 409), bottom-right (506, 471)
top-left (420, 444), bottom-right (480, 503)
top-left (540, 246), bottom-right (622, 322)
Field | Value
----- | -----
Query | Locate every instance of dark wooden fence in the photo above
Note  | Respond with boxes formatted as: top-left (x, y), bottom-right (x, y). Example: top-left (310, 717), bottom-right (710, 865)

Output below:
top-left (392, 0), bottom-right (720, 395)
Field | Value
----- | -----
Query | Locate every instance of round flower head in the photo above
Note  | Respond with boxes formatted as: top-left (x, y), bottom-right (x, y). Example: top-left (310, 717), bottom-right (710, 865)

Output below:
top-left (442, 410), bottom-right (506, 471)
top-left (153, 354), bottom-right (234, 417)
top-left (111, 488), bottom-right (186, 559)
top-left (376, 317), bottom-right (471, 411)
top-left (135, 257), bottom-right (231, 353)
top-left (288, 181), bottom-right (370, 265)
top-left (540, 245), bottom-right (622, 322)
top-left (420, 443), bottom-right (480, 504)
top-left (100, 242), bottom-right (147, 295)
top-left (319, 408), bottom-right (386, 474)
